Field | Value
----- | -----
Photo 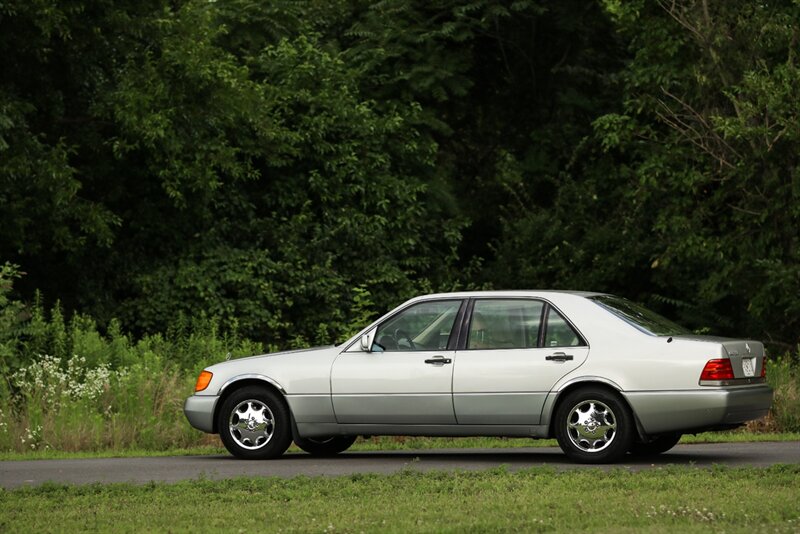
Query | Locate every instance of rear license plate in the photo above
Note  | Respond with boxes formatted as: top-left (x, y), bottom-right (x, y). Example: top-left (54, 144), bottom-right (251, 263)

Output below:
top-left (742, 357), bottom-right (756, 377)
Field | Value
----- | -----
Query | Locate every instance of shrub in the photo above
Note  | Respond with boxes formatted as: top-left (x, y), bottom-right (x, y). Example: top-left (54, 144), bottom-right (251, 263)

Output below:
top-left (766, 351), bottom-right (800, 432)
top-left (0, 269), bottom-right (261, 452)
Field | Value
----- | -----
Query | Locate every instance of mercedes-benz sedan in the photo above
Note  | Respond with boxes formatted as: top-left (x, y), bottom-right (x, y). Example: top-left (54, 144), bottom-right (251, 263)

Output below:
top-left (184, 291), bottom-right (773, 463)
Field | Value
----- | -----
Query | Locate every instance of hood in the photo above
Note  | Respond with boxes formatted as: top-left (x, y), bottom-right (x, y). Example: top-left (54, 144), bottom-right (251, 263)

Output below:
top-left (227, 345), bottom-right (335, 363)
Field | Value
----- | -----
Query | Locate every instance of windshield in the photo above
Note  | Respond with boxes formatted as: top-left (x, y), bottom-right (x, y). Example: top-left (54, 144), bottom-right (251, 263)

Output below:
top-left (590, 295), bottom-right (691, 336)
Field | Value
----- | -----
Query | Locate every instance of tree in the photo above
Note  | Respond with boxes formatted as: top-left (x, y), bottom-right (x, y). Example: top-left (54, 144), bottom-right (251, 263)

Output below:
top-left (594, 0), bottom-right (800, 345)
top-left (0, 0), bottom-right (463, 345)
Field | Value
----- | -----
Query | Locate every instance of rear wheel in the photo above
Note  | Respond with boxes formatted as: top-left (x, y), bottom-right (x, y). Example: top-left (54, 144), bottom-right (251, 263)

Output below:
top-left (554, 387), bottom-right (634, 464)
top-left (294, 435), bottom-right (357, 456)
top-left (217, 386), bottom-right (292, 459)
top-left (630, 433), bottom-right (682, 456)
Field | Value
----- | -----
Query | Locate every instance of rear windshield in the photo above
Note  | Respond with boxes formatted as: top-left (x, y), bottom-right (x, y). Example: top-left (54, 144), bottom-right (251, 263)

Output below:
top-left (590, 295), bottom-right (691, 336)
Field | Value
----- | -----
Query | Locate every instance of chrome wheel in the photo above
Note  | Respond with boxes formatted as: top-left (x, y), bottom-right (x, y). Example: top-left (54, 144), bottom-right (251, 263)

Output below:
top-left (217, 386), bottom-right (292, 459)
top-left (228, 399), bottom-right (275, 450)
top-left (566, 399), bottom-right (617, 453)
top-left (555, 387), bottom-right (633, 463)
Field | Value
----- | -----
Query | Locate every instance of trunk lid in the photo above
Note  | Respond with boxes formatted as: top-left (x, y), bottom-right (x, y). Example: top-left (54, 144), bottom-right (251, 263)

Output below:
top-left (672, 335), bottom-right (764, 379)
top-left (720, 339), bottom-right (764, 379)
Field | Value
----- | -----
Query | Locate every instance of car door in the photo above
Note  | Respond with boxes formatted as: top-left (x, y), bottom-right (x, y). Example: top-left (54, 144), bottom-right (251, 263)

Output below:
top-left (452, 298), bottom-right (589, 425)
top-left (331, 299), bottom-right (464, 424)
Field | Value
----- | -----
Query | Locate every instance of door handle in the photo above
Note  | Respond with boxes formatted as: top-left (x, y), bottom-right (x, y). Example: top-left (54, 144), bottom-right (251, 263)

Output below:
top-left (424, 356), bottom-right (452, 365)
top-left (546, 352), bottom-right (573, 362)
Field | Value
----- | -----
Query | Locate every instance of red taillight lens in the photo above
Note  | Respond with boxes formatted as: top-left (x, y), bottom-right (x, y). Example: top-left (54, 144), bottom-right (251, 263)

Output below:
top-left (761, 356), bottom-right (767, 378)
top-left (700, 359), bottom-right (735, 381)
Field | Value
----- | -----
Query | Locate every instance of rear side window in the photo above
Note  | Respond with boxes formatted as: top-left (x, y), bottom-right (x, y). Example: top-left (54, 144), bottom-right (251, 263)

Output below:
top-left (467, 299), bottom-right (543, 350)
top-left (543, 307), bottom-right (584, 347)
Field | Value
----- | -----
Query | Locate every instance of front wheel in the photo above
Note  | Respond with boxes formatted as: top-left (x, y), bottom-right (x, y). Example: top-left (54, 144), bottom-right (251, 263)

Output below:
top-left (294, 435), bottom-right (357, 456)
top-left (629, 433), bottom-right (682, 456)
top-left (554, 387), bottom-right (634, 464)
top-left (217, 386), bottom-right (292, 459)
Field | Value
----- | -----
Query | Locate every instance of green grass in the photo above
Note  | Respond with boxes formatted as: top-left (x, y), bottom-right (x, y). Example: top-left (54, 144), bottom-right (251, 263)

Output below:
top-left (1, 466), bottom-right (799, 533)
top-left (680, 431), bottom-right (800, 443)
top-left (1, 432), bottom-right (798, 461)
top-left (0, 446), bottom-right (228, 462)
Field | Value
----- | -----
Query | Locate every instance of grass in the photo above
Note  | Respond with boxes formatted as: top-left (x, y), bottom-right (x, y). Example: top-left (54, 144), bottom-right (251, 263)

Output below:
top-left (1, 432), bottom-right (798, 461)
top-left (679, 431), bottom-right (800, 443)
top-left (1, 466), bottom-right (799, 533)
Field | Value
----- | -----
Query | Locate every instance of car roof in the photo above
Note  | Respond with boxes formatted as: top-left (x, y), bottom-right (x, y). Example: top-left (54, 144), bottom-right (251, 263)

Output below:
top-left (407, 290), bottom-right (609, 301)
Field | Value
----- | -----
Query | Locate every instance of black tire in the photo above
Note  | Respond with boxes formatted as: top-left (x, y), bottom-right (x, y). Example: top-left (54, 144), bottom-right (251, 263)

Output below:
top-left (630, 433), bottom-right (682, 456)
top-left (294, 435), bottom-right (357, 456)
top-left (217, 386), bottom-right (292, 459)
top-left (554, 387), bottom-right (635, 464)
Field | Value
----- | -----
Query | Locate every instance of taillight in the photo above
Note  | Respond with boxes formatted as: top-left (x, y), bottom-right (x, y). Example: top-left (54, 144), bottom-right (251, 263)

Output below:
top-left (195, 370), bottom-right (213, 392)
top-left (761, 356), bottom-right (767, 378)
top-left (700, 359), bottom-right (734, 381)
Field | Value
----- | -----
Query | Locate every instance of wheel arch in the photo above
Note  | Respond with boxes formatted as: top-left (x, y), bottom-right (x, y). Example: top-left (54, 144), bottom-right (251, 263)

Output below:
top-left (543, 378), bottom-right (646, 441)
top-left (212, 376), bottom-right (294, 435)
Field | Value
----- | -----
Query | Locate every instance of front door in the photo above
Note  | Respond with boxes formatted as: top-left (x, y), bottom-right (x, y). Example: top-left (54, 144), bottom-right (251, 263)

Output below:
top-left (331, 299), bottom-right (463, 424)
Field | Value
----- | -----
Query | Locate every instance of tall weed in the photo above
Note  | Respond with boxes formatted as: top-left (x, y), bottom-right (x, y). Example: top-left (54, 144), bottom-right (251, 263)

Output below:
top-left (0, 350), bottom-right (226, 452)
top-left (766, 351), bottom-right (800, 432)
top-left (0, 267), bottom-right (261, 452)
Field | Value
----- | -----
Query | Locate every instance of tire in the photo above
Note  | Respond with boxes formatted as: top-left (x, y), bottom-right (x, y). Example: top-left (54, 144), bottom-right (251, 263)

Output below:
top-left (217, 386), bottom-right (292, 459)
top-left (629, 433), bottom-right (682, 456)
top-left (294, 435), bottom-right (357, 456)
top-left (553, 387), bottom-right (634, 464)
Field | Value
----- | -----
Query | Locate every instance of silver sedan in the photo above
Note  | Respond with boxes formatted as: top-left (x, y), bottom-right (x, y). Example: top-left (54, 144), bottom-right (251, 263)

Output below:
top-left (184, 291), bottom-right (773, 463)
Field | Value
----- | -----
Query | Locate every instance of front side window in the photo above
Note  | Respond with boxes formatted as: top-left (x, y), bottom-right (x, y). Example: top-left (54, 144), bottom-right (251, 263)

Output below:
top-left (467, 299), bottom-right (544, 350)
top-left (543, 307), bottom-right (584, 347)
top-left (374, 300), bottom-right (461, 352)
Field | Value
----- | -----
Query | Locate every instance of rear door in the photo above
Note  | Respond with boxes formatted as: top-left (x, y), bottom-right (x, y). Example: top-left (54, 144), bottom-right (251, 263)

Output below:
top-left (453, 299), bottom-right (588, 425)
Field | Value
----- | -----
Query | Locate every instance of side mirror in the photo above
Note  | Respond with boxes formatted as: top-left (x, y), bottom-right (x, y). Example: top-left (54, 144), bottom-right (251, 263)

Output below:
top-left (360, 333), bottom-right (372, 352)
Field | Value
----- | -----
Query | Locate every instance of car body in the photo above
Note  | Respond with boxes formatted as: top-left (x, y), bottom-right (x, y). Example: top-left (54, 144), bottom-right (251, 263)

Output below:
top-left (184, 291), bottom-right (773, 463)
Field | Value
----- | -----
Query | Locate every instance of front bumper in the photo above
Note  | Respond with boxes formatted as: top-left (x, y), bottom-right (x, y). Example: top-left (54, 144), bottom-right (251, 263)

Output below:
top-left (184, 395), bottom-right (220, 433)
top-left (623, 384), bottom-right (773, 435)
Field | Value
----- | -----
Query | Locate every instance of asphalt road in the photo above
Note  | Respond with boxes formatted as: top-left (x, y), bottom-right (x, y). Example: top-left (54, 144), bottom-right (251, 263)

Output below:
top-left (2, 441), bottom-right (798, 489)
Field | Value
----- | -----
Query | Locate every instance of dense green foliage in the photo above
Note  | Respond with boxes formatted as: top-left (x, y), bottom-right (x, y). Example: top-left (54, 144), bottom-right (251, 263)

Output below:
top-left (593, 0), bottom-right (800, 344)
top-left (1, 0), bottom-right (799, 351)
top-left (2, 0), bottom-right (798, 462)
top-left (3, 467), bottom-right (800, 532)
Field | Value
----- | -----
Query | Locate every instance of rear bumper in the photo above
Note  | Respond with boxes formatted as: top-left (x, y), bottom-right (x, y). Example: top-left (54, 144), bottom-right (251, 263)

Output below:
top-left (184, 395), bottom-right (219, 433)
top-left (623, 385), bottom-right (773, 435)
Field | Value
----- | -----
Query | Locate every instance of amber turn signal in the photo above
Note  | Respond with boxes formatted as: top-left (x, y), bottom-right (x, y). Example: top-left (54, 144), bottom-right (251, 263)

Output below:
top-left (195, 370), bottom-right (213, 392)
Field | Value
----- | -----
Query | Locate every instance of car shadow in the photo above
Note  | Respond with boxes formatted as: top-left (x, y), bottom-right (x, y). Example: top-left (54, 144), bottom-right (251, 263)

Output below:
top-left (338, 449), bottom-right (737, 467)
top-left (205, 447), bottom-right (740, 468)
